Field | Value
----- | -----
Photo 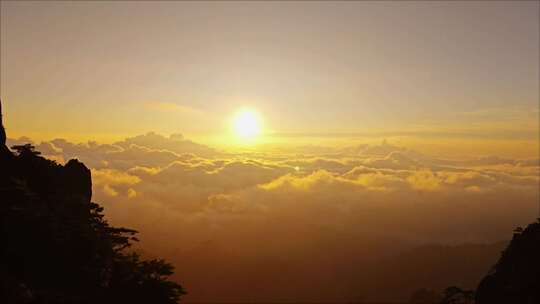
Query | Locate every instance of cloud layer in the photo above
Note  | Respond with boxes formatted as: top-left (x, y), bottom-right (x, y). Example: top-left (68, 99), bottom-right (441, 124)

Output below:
top-left (7, 133), bottom-right (539, 302)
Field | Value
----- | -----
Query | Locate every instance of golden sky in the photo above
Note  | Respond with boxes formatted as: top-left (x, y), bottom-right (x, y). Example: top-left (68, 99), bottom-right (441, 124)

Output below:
top-left (1, 2), bottom-right (539, 301)
top-left (1, 1), bottom-right (538, 157)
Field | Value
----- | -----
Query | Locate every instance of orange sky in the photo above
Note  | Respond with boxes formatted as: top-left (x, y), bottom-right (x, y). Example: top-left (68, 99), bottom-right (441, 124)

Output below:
top-left (1, 3), bottom-right (539, 301)
top-left (1, 1), bottom-right (538, 158)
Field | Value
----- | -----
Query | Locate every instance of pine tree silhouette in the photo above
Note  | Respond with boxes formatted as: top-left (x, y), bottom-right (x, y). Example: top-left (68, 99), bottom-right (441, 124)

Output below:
top-left (0, 100), bottom-right (185, 303)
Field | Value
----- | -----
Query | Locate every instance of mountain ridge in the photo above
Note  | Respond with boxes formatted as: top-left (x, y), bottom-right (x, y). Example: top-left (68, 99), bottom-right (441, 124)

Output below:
top-left (0, 102), bottom-right (185, 304)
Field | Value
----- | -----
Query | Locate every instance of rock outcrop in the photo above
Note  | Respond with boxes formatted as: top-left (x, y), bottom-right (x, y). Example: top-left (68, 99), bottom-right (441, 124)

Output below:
top-left (0, 100), bottom-right (6, 146)
top-left (64, 158), bottom-right (93, 201)
top-left (476, 220), bottom-right (540, 304)
top-left (0, 100), bottom-right (184, 304)
top-left (0, 100), bottom-right (12, 161)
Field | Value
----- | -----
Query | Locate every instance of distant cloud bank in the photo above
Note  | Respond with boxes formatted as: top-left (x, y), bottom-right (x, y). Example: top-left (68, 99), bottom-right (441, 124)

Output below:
top-left (7, 132), bottom-right (539, 302)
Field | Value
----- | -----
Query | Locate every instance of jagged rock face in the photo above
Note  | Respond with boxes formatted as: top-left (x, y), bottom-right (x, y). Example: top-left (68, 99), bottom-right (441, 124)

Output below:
top-left (0, 123), bottom-right (5, 146)
top-left (64, 159), bottom-right (93, 201)
top-left (0, 100), bottom-right (5, 146)
top-left (0, 151), bottom-right (96, 302)
top-left (1, 142), bottom-right (184, 304)
top-left (0, 101), bottom-right (10, 159)
top-left (476, 221), bottom-right (540, 304)
top-left (0, 144), bottom-right (12, 163)
top-left (0, 101), bottom-right (183, 303)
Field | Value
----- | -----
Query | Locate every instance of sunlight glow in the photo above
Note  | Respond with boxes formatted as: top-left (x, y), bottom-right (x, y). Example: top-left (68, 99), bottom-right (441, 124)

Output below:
top-left (233, 109), bottom-right (262, 139)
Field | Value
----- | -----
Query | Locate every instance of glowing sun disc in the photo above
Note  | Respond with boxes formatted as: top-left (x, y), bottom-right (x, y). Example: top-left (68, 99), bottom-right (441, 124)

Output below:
top-left (233, 110), bottom-right (261, 139)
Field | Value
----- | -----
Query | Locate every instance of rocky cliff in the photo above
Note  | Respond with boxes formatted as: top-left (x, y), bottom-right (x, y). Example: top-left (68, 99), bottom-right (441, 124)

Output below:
top-left (0, 104), bottom-right (184, 303)
top-left (476, 220), bottom-right (540, 304)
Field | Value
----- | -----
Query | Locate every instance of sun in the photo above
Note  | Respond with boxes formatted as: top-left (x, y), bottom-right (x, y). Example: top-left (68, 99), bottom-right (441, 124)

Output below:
top-left (232, 109), bottom-right (262, 139)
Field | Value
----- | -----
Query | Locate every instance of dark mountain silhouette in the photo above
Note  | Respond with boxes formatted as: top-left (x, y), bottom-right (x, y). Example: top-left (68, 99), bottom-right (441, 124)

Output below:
top-left (0, 100), bottom-right (185, 303)
top-left (476, 220), bottom-right (540, 304)
top-left (0, 101), bottom-right (11, 158)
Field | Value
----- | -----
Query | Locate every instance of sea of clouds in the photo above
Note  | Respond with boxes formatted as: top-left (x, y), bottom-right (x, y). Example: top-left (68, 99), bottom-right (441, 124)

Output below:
top-left (8, 132), bottom-right (539, 302)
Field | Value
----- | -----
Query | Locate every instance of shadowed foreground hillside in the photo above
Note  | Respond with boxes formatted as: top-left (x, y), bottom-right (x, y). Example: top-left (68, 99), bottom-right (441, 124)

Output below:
top-left (476, 220), bottom-right (540, 304)
top-left (0, 140), bottom-right (185, 302)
